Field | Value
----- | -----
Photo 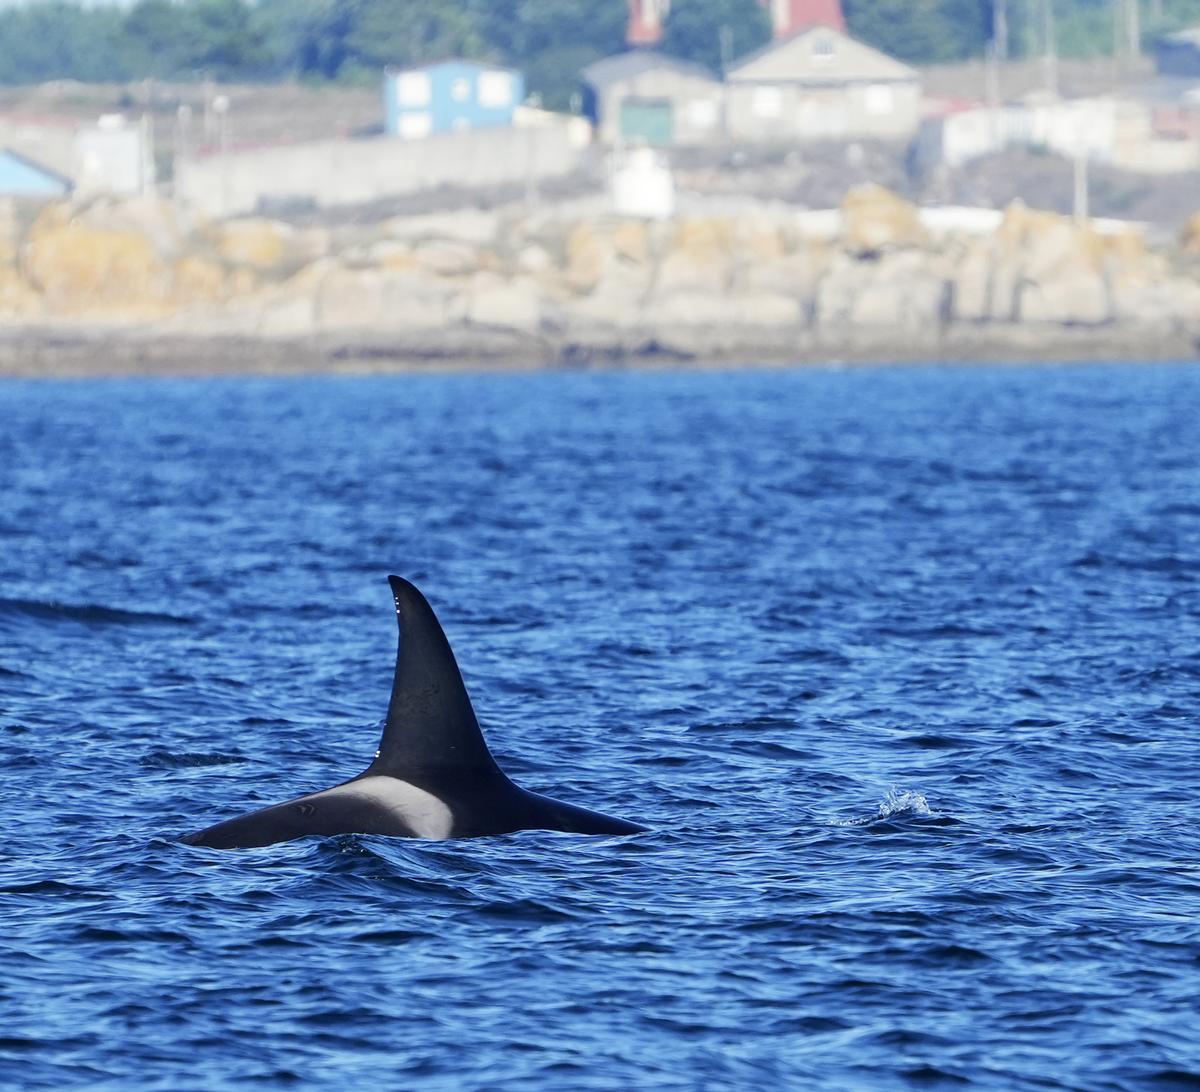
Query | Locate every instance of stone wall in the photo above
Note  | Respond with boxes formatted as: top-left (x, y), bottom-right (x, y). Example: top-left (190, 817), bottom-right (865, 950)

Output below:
top-left (2, 186), bottom-right (1199, 371)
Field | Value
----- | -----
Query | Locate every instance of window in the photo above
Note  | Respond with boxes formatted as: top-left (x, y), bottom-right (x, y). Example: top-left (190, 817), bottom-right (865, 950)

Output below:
top-left (864, 84), bottom-right (895, 116)
top-left (478, 71), bottom-right (514, 108)
top-left (752, 87), bottom-right (783, 118)
top-left (397, 72), bottom-right (431, 107)
top-left (398, 112), bottom-right (432, 139)
top-left (687, 98), bottom-right (718, 129)
top-left (450, 77), bottom-right (471, 102)
top-left (812, 36), bottom-right (836, 62)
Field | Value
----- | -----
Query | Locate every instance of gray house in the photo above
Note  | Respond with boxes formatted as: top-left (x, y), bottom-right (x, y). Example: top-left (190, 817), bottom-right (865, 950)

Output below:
top-left (1156, 25), bottom-right (1200, 79)
top-left (725, 25), bottom-right (920, 143)
top-left (582, 51), bottom-right (724, 146)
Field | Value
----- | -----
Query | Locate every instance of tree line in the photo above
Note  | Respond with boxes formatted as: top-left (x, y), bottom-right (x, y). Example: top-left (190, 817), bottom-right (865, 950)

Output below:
top-left (0, 0), bottom-right (1198, 106)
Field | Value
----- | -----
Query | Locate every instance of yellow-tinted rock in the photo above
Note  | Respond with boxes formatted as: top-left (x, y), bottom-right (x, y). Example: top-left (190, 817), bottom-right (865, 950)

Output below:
top-left (75, 197), bottom-right (191, 262)
top-left (672, 218), bottom-right (734, 262)
top-left (1102, 227), bottom-right (1148, 266)
top-left (23, 210), bottom-right (170, 314)
top-left (0, 197), bottom-right (24, 268)
top-left (564, 222), bottom-right (606, 292)
top-left (656, 219), bottom-right (734, 296)
top-left (370, 241), bottom-right (418, 271)
top-left (996, 202), bottom-right (1103, 274)
top-left (1182, 213), bottom-right (1200, 253)
top-left (172, 255), bottom-right (226, 305)
top-left (841, 184), bottom-right (927, 254)
top-left (413, 239), bottom-right (479, 277)
top-left (613, 220), bottom-right (650, 264)
top-left (732, 243), bottom-right (828, 302)
top-left (227, 266), bottom-right (260, 298)
top-left (739, 225), bottom-right (787, 263)
top-left (25, 202), bottom-right (71, 243)
top-left (0, 265), bottom-right (43, 317)
top-left (212, 218), bottom-right (290, 269)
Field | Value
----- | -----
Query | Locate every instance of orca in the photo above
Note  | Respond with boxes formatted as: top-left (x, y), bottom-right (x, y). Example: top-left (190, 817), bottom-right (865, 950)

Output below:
top-left (182, 576), bottom-right (645, 849)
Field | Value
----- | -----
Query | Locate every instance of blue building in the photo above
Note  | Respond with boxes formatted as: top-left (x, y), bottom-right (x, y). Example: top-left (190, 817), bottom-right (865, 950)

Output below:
top-left (383, 60), bottom-right (524, 139)
top-left (0, 148), bottom-right (71, 198)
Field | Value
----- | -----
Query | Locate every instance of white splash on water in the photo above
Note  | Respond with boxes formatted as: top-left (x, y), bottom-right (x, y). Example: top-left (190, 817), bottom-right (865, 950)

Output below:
top-left (876, 787), bottom-right (932, 819)
top-left (830, 787), bottom-right (933, 826)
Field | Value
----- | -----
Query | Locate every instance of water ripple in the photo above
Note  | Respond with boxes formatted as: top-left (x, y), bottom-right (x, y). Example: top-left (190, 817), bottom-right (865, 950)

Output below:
top-left (2, 365), bottom-right (1200, 1089)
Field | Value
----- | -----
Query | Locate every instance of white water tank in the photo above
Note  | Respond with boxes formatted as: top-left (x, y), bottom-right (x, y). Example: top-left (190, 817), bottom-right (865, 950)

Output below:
top-left (609, 146), bottom-right (675, 219)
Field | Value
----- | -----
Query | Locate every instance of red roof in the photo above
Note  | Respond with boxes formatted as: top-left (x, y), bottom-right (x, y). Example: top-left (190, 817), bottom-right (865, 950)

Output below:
top-left (762, 0), bottom-right (846, 37)
top-left (626, 0), bottom-right (667, 46)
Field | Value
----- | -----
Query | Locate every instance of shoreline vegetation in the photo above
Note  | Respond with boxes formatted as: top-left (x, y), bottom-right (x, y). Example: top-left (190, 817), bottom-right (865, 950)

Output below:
top-left (2, 185), bottom-right (1198, 379)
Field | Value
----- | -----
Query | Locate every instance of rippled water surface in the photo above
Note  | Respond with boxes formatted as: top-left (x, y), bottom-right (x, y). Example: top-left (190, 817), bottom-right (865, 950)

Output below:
top-left (3, 364), bottom-right (1200, 1089)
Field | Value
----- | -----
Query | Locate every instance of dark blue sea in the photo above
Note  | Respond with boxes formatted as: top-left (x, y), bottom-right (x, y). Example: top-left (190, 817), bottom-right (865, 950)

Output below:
top-left (2, 364), bottom-right (1199, 1090)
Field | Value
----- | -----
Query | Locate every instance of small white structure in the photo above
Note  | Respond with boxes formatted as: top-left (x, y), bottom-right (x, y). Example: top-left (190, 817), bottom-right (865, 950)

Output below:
top-left (74, 114), bottom-right (154, 197)
top-left (609, 147), bottom-right (675, 218)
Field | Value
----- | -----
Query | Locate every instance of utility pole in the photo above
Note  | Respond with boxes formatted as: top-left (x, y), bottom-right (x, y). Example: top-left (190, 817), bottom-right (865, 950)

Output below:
top-left (986, 38), bottom-right (1001, 152)
top-left (1125, 0), bottom-right (1141, 58)
top-left (718, 24), bottom-right (733, 142)
top-left (993, 0), bottom-right (1009, 62)
top-left (1114, 0), bottom-right (1141, 64)
top-left (1043, 0), bottom-right (1059, 97)
top-left (1073, 148), bottom-right (1089, 224)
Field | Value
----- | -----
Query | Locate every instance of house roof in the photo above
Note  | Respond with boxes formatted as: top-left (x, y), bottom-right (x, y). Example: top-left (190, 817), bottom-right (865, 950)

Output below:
top-left (582, 50), bottom-right (718, 90)
top-left (727, 24), bottom-right (917, 83)
top-left (771, 0), bottom-right (847, 36)
top-left (0, 146), bottom-right (73, 189)
top-left (385, 58), bottom-right (519, 76)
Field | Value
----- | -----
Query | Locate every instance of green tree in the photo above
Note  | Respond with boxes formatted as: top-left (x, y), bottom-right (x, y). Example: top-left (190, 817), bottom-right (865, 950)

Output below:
top-left (662, 0), bottom-right (772, 74)
top-left (338, 0), bottom-right (485, 80)
top-left (186, 0), bottom-right (274, 77)
top-left (845, 0), bottom-right (991, 64)
top-left (257, 0), bottom-right (356, 80)
top-left (0, 1), bottom-right (129, 83)
top-left (465, 0), bottom-right (626, 109)
top-left (123, 0), bottom-right (201, 78)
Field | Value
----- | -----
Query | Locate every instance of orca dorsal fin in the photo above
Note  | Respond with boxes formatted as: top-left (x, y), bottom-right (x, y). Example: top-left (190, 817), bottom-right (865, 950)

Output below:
top-left (369, 576), bottom-right (500, 777)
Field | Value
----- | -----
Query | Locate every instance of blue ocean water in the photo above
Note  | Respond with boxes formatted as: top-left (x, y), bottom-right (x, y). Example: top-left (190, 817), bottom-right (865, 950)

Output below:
top-left (2, 364), bottom-right (1199, 1090)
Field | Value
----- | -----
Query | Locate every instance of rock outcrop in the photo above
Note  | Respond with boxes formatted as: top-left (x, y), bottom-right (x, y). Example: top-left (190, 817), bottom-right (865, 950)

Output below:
top-left (3, 191), bottom-right (1199, 371)
top-left (1182, 212), bottom-right (1200, 254)
top-left (841, 183), bottom-right (928, 255)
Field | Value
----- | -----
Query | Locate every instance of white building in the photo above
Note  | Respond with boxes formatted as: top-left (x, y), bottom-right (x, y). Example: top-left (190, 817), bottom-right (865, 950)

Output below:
top-left (74, 115), bottom-right (154, 197)
top-left (725, 25), bottom-right (921, 142)
top-left (918, 95), bottom-right (1200, 175)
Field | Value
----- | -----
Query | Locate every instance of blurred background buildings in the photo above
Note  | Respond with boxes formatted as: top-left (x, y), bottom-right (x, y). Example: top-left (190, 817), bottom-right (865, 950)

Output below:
top-left (0, 0), bottom-right (1193, 224)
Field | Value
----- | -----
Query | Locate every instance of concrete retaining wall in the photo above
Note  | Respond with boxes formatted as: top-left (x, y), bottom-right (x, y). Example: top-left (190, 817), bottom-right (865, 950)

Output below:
top-left (175, 123), bottom-right (584, 217)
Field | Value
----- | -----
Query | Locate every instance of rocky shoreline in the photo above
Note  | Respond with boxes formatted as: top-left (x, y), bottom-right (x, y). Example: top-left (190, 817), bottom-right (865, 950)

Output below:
top-left (1, 325), bottom-right (1197, 381)
top-left (1, 187), bottom-right (1197, 378)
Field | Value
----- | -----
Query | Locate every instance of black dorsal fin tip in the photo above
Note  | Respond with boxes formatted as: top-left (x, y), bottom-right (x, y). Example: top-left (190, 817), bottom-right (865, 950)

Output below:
top-left (387, 574), bottom-right (418, 608)
top-left (371, 576), bottom-right (500, 777)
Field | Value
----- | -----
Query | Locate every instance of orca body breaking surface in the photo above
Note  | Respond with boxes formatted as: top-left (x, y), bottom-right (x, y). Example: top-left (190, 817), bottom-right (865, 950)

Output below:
top-left (182, 576), bottom-right (645, 850)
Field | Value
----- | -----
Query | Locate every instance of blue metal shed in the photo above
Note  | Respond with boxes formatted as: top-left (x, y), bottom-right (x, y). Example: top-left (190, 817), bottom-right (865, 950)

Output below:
top-left (383, 60), bottom-right (525, 139)
top-left (0, 148), bottom-right (71, 198)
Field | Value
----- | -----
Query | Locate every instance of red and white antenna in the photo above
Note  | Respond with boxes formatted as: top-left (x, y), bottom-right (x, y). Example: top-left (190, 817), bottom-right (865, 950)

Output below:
top-left (627, 0), bottom-right (672, 47)
top-left (761, 0), bottom-right (846, 38)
